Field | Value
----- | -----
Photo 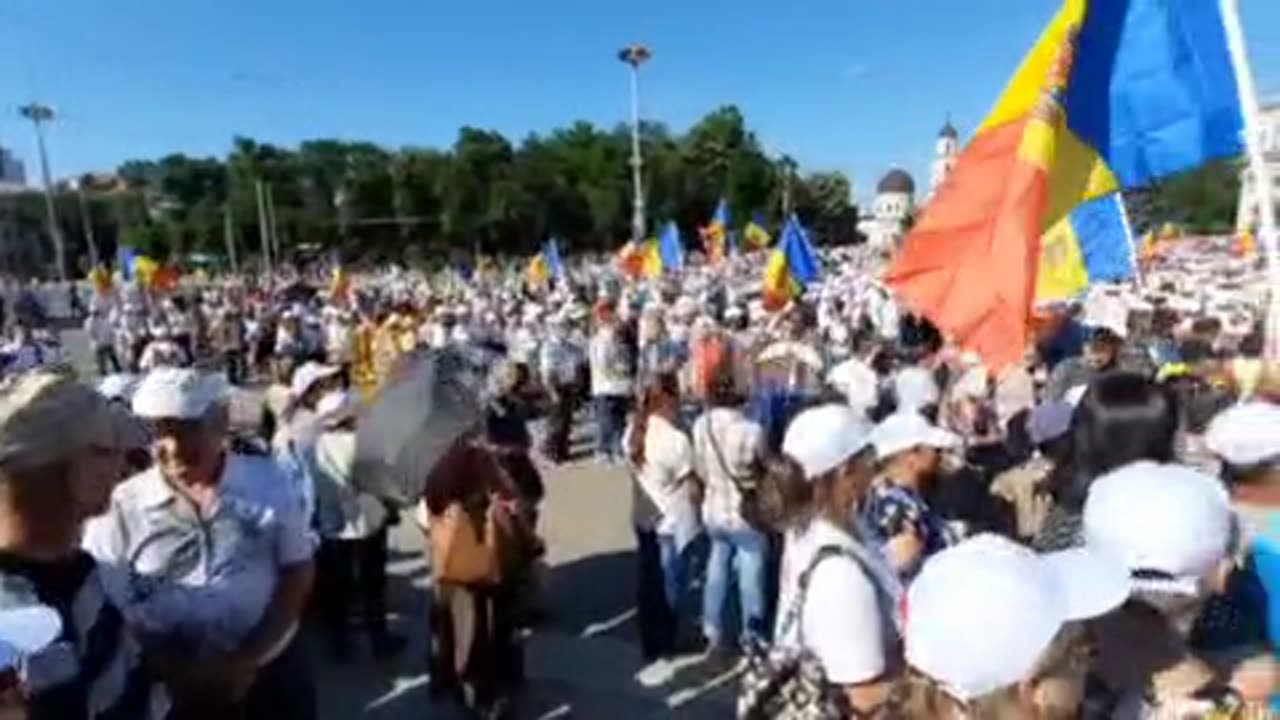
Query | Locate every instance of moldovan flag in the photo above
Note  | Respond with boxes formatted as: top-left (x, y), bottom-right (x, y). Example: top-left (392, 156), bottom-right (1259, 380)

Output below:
top-left (743, 214), bottom-right (772, 251)
top-left (1036, 193), bottom-right (1137, 302)
top-left (886, 0), bottom-right (1245, 369)
top-left (700, 199), bottom-right (729, 264)
top-left (525, 253), bottom-right (551, 287)
top-left (763, 215), bottom-right (820, 310)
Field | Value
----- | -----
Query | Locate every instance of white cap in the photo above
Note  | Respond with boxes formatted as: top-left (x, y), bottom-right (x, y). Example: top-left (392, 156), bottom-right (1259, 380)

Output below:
top-left (1083, 461), bottom-right (1233, 596)
top-left (826, 358), bottom-right (879, 411)
top-left (870, 411), bottom-right (960, 460)
top-left (894, 366), bottom-right (939, 412)
top-left (1204, 402), bottom-right (1280, 467)
top-left (132, 368), bottom-right (230, 420)
top-left (782, 404), bottom-right (872, 479)
top-left (0, 605), bottom-right (62, 671)
top-left (906, 534), bottom-right (1128, 701)
top-left (290, 362), bottom-right (342, 400)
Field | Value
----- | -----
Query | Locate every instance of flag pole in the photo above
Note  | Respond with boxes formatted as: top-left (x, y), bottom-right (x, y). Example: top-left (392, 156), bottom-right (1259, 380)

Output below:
top-left (1114, 193), bottom-right (1144, 289)
top-left (1222, 0), bottom-right (1280, 358)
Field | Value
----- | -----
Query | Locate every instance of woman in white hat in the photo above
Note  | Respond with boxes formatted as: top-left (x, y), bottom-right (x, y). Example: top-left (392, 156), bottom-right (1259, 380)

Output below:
top-left (1084, 462), bottom-right (1272, 715)
top-left (762, 403), bottom-right (902, 716)
top-left (861, 411), bottom-right (960, 580)
top-left (893, 534), bottom-right (1129, 718)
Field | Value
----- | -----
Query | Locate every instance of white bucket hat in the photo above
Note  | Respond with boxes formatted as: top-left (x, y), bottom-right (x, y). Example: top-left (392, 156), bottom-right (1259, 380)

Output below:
top-left (906, 533), bottom-right (1128, 701)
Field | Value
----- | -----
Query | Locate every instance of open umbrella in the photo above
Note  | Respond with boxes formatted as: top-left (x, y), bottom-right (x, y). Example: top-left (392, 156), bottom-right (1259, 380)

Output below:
top-left (353, 347), bottom-right (485, 504)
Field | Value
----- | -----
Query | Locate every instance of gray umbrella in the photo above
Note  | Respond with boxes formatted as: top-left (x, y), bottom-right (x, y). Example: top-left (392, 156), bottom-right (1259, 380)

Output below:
top-left (353, 347), bottom-right (485, 504)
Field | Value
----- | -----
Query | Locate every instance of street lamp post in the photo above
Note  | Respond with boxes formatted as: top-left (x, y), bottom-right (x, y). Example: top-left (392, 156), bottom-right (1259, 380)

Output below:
top-left (19, 102), bottom-right (67, 281)
top-left (68, 176), bottom-right (99, 268)
top-left (618, 44), bottom-right (652, 245)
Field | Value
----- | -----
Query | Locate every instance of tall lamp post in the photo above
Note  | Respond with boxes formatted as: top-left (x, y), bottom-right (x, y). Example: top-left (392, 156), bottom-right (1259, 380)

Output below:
top-left (618, 44), bottom-right (652, 245)
top-left (19, 102), bottom-right (66, 281)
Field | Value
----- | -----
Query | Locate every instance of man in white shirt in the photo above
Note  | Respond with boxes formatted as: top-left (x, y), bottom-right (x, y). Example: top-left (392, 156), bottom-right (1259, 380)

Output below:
top-left (539, 313), bottom-right (583, 463)
top-left (588, 301), bottom-right (635, 462)
top-left (84, 368), bottom-right (317, 719)
top-left (85, 307), bottom-right (122, 375)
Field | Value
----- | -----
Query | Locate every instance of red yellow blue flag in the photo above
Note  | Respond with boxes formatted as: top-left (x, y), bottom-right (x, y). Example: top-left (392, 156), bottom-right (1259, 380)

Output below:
top-left (887, 0), bottom-right (1245, 369)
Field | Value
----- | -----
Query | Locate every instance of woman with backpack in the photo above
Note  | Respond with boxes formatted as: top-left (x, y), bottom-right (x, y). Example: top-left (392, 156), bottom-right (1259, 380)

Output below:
top-left (743, 404), bottom-right (903, 718)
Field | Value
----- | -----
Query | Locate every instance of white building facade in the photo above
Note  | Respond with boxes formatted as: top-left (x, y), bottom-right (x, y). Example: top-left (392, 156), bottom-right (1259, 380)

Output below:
top-left (928, 120), bottom-right (959, 200)
top-left (858, 168), bottom-right (916, 253)
top-left (1236, 102), bottom-right (1280, 233)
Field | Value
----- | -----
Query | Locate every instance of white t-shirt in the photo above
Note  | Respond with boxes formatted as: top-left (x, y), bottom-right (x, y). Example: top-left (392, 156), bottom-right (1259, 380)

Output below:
top-left (775, 517), bottom-right (900, 685)
top-left (625, 415), bottom-right (700, 547)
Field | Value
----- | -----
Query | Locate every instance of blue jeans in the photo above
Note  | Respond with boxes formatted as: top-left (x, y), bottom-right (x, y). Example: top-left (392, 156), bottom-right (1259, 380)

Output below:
top-left (594, 395), bottom-right (629, 459)
top-left (702, 527), bottom-right (767, 647)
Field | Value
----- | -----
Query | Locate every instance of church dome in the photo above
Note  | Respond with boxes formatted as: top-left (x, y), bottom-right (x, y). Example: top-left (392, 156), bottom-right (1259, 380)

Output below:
top-left (876, 168), bottom-right (916, 195)
top-left (939, 120), bottom-right (959, 140)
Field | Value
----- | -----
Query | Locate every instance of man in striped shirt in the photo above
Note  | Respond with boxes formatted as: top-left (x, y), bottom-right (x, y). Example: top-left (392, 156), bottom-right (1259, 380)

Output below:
top-left (0, 371), bottom-right (163, 719)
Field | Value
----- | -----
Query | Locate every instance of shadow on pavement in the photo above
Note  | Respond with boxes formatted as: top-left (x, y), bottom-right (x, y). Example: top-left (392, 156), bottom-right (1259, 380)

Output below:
top-left (544, 549), bottom-right (636, 643)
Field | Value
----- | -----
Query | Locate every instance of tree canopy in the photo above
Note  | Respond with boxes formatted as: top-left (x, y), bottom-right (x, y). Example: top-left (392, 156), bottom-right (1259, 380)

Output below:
top-left (0, 105), bottom-right (866, 276)
top-left (0, 104), bottom-right (1244, 278)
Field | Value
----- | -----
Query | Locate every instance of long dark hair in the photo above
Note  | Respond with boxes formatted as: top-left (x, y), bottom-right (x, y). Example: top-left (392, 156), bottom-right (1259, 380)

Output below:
top-left (627, 373), bottom-right (680, 468)
top-left (1056, 372), bottom-right (1176, 511)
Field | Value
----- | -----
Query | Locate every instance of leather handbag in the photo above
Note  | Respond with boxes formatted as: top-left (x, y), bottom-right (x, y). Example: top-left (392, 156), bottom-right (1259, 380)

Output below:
top-left (429, 501), bottom-right (501, 586)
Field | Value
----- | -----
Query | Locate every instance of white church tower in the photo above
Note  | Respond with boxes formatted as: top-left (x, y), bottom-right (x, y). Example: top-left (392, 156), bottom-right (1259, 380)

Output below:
top-left (928, 119), bottom-right (959, 200)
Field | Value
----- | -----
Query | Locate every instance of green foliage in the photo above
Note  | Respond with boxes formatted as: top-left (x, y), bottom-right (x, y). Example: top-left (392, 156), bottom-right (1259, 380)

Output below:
top-left (15, 106), bottom-right (869, 273)
top-left (1124, 158), bottom-right (1242, 235)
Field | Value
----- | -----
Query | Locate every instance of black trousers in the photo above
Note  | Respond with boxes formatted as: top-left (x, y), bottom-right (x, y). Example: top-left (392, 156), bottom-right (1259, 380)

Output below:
top-left (169, 636), bottom-right (316, 720)
top-left (223, 350), bottom-right (247, 386)
top-left (93, 345), bottom-right (121, 375)
top-left (542, 384), bottom-right (578, 462)
top-left (634, 528), bottom-right (677, 661)
top-left (315, 529), bottom-right (390, 649)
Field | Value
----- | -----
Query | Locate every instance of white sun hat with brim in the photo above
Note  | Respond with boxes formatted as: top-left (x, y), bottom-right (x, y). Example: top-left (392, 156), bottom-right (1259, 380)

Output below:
top-left (869, 410), bottom-right (960, 460)
top-left (1083, 461), bottom-right (1233, 597)
top-left (906, 533), bottom-right (1129, 702)
top-left (781, 404), bottom-right (872, 480)
top-left (0, 605), bottom-right (62, 671)
top-left (131, 368), bottom-right (231, 421)
top-left (1203, 402), bottom-right (1280, 467)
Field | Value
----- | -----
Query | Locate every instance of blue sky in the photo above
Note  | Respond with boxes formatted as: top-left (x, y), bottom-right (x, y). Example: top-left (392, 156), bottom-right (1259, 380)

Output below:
top-left (1, 0), bottom-right (1277, 204)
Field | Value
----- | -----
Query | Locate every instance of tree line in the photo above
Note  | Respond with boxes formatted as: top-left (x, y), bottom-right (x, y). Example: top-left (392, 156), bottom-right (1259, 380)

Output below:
top-left (0, 104), bottom-right (1241, 279)
top-left (0, 105), bottom-right (864, 277)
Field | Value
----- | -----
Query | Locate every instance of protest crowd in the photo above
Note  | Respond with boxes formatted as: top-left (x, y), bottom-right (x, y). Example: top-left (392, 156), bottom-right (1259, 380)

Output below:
top-left (0, 217), bottom-right (1270, 720)
top-left (0, 0), bottom-right (1277, 717)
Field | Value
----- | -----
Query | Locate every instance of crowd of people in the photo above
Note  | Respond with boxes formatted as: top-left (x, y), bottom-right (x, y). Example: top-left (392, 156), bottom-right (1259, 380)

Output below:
top-left (0, 233), bottom-right (1272, 719)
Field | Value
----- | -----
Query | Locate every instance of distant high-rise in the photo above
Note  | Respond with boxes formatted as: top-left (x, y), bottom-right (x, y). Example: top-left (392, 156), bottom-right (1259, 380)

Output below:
top-left (0, 145), bottom-right (26, 189)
